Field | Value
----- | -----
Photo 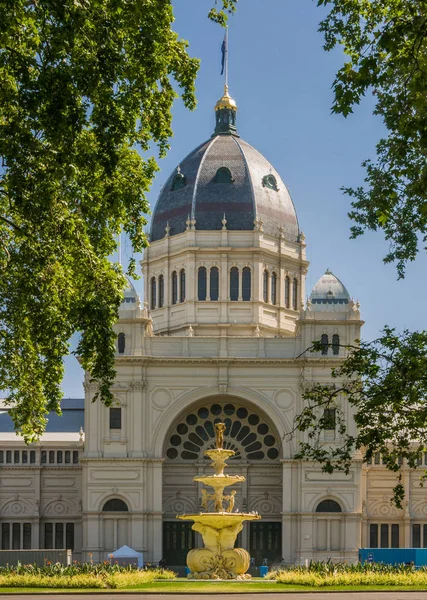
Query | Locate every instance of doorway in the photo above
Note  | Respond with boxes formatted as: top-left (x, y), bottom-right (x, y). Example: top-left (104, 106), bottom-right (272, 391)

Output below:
top-left (249, 522), bottom-right (282, 566)
top-left (162, 522), bottom-right (195, 566)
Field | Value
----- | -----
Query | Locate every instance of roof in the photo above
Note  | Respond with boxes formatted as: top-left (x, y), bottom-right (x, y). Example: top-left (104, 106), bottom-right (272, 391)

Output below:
top-left (309, 270), bottom-right (351, 312)
top-left (0, 398), bottom-right (84, 434)
top-left (150, 134), bottom-right (299, 242)
top-left (110, 545), bottom-right (142, 558)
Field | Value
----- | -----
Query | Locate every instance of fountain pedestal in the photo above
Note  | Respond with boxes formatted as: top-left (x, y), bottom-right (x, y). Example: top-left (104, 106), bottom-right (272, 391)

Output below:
top-left (177, 425), bottom-right (261, 579)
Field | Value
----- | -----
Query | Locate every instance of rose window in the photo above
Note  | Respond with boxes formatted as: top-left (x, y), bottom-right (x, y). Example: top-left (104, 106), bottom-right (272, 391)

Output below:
top-left (165, 402), bottom-right (280, 461)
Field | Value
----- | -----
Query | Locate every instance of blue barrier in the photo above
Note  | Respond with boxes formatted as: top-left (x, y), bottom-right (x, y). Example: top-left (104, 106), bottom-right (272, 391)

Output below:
top-left (260, 565), bottom-right (269, 577)
top-left (359, 548), bottom-right (427, 567)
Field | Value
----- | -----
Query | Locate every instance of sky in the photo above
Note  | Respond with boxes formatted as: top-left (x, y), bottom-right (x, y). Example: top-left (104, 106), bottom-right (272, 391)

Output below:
top-left (61, 0), bottom-right (427, 397)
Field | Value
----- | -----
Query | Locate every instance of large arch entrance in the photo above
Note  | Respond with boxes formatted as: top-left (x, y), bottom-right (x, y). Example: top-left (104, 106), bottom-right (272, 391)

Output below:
top-left (162, 398), bottom-right (283, 566)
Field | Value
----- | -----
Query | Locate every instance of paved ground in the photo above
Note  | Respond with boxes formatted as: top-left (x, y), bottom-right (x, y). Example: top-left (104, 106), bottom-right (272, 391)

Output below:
top-left (6, 594), bottom-right (427, 599)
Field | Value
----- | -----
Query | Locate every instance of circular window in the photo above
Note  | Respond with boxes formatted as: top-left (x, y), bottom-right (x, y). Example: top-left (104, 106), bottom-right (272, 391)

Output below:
top-left (165, 402), bottom-right (280, 462)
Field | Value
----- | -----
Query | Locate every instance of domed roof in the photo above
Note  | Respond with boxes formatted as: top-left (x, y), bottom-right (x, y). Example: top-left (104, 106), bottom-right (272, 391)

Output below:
top-left (150, 91), bottom-right (299, 242)
top-left (309, 270), bottom-right (351, 311)
top-left (120, 278), bottom-right (138, 310)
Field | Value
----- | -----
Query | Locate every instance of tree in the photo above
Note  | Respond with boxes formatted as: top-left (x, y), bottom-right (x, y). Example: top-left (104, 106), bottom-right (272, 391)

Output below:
top-left (295, 330), bottom-right (427, 506)
top-left (0, 1), bottom-right (234, 442)
top-left (318, 0), bottom-right (427, 278)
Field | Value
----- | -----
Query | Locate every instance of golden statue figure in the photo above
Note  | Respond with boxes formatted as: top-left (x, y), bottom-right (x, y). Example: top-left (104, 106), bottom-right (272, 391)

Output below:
top-left (201, 488), bottom-right (209, 511)
top-left (215, 422), bottom-right (226, 449)
top-left (224, 490), bottom-right (236, 513)
top-left (213, 487), bottom-right (224, 512)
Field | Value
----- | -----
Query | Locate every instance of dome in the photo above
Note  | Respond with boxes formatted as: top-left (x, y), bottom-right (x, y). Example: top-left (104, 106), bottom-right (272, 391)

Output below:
top-left (120, 278), bottom-right (138, 310)
top-left (150, 90), bottom-right (299, 242)
top-left (309, 270), bottom-right (351, 311)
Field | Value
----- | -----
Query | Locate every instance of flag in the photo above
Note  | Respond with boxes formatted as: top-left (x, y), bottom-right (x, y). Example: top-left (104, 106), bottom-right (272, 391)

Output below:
top-left (221, 32), bottom-right (227, 75)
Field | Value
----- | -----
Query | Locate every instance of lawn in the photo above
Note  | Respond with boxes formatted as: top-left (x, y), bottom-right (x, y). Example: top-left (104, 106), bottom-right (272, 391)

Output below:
top-left (2, 581), bottom-right (427, 594)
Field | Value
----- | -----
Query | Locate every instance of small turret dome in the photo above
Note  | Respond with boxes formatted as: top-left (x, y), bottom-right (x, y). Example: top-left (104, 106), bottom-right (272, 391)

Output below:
top-left (309, 270), bottom-right (351, 312)
top-left (120, 279), bottom-right (138, 311)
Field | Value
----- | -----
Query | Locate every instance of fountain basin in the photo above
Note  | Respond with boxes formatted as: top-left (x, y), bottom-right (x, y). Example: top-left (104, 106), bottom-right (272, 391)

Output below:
top-left (178, 512), bottom-right (260, 530)
top-left (194, 475), bottom-right (245, 488)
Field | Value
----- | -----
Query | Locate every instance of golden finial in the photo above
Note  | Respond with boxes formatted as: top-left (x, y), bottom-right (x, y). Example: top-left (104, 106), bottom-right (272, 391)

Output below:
top-left (215, 85), bottom-right (237, 111)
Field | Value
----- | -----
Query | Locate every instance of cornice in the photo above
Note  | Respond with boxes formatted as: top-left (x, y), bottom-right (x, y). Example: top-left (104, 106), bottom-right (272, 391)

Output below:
top-left (79, 457), bottom-right (165, 464)
top-left (115, 355), bottom-right (347, 366)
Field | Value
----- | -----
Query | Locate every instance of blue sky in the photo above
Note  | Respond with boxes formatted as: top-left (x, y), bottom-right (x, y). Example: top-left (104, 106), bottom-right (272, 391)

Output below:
top-left (61, 0), bottom-right (427, 397)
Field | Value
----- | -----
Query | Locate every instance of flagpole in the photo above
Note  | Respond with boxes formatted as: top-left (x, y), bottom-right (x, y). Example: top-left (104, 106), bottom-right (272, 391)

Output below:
top-left (225, 27), bottom-right (229, 88)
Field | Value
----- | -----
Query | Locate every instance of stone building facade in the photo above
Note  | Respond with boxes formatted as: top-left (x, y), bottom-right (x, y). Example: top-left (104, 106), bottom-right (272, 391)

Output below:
top-left (0, 87), bottom-right (426, 565)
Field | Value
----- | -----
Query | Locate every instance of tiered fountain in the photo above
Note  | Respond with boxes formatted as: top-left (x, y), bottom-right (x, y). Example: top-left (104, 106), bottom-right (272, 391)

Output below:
top-left (177, 422), bottom-right (261, 579)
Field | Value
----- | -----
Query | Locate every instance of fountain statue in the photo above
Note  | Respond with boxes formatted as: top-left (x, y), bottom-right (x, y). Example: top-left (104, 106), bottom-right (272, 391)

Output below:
top-left (177, 422), bottom-right (261, 579)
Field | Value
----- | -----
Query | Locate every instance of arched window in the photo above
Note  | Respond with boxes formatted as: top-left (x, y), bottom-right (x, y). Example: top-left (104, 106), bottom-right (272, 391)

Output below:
top-left (171, 172), bottom-right (186, 190)
top-left (198, 267), bottom-right (207, 301)
top-left (103, 498), bottom-right (129, 512)
top-left (171, 271), bottom-right (177, 305)
top-left (210, 267), bottom-right (219, 301)
top-left (321, 334), bottom-right (329, 355)
top-left (117, 332), bottom-right (125, 354)
top-left (284, 276), bottom-right (290, 308)
top-left (263, 270), bottom-right (269, 303)
top-left (316, 499), bottom-right (342, 513)
top-left (292, 278), bottom-right (298, 310)
top-left (230, 267), bottom-right (239, 301)
top-left (179, 269), bottom-right (186, 303)
top-left (150, 277), bottom-right (156, 310)
top-left (332, 334), bottom-right (340, 355)
top-left (271, 272), bottom-right (277, 305)
top-left (242, 267), bottom-right (251, 301)
top-left (158, 275), bottom-right (164, 308)
top-left (215, 167), bottom-right (233, 184)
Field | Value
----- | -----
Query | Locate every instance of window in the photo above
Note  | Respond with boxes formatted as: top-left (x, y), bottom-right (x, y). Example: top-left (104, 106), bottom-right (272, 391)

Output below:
top-left (57, 450), bottom-right (63, 464)
top-left (271, 272), bottom-right (277, 305)
top-left (22, 451), bottom-right (27, 464)
top-left (110, 407), bottom-right (122, 430)
top-left (30, 450), bottom-right (35, 464)
top-left (198, 267), bottom-right (207, 301)
top-left (321, 334), bottom-right (329, 355)
top-left (242, 267), bottom-right (251, 301)
top-left (215, 167), bottom-right (233, 183)
top-left (292, 278), bottom-right (298, 310)
top-left (370, 524), bottom-right (378, 548)
top-left (44, 523), bottom-right (53, 549)
top-left (230, 267), bottom-right (239, 301)
top-left (413, 524), bottom-right (427, 548)
top-left (371, 524), bottom-right (399, 548)
top-left (1, 524), bottom-right (9, 550)
top-left (117, 332), bottom-right (125, 354)
top-left (374, 452), bottom-right (381, 465)
top-left (73, 451), bottom-right (79, 464)
top-left (263, 271), bottom-right (269, 303)
top-left (6, 450), bottom-right (11, 463)
top-left (150, 277), bottom-right (156, 310)
top-left (55, 523), bottom-right (64, 549)
top-left (284, 276), bottom-right (290, 308)
top-left (171, 271), bottom-right (178, 305)
top-left (316, 500), bottom-right (342, 513)
top-left (41, 450), bottom-right (47, 464)
top-left (332, 334), bottom-right (340, 355)
top-left (49, 450), bottom-right (55, 464)
top-left (14, 450), bottom-right (19, 463)
top-left (66, 523), bottom-right (75, 550)
top-left (171, 172), bottom-right (186, 190)
top-left (65, 451), bottom-right (71, 464)
top-left (103, 498), bottom-right (129, 511)
top-left (210, 267), bottom-right (219, 301)
top-left (0, 451), bottom-right (3, 463)
top-left (12, 523), bottom-right (20, 549)
top-left (158, 275), bottom-right (164, 308)
top-left (180, 269), bottom-right (186, 302)
top-left (262, 174), bottom-right (278, 191)
top-left (323, 408), bottom-right (336, 431)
